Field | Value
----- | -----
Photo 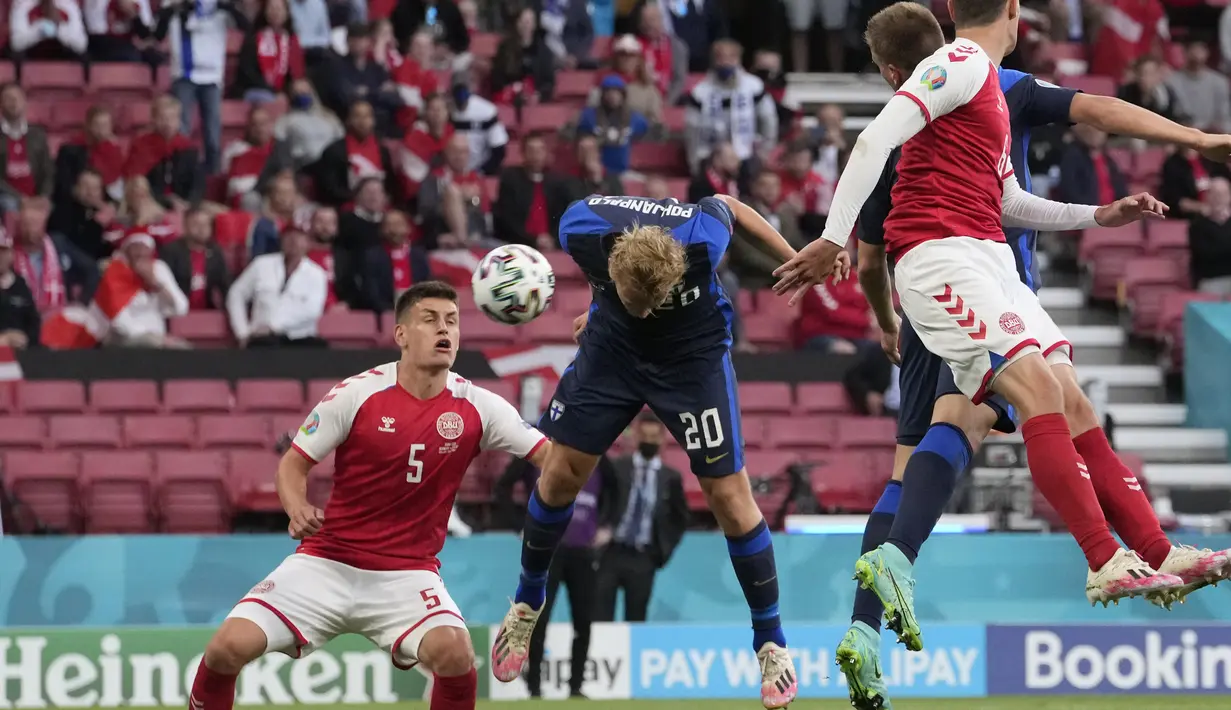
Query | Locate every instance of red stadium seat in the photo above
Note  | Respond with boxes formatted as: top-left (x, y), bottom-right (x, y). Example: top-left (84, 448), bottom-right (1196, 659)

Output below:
top-left (516, 312), bottom-right (576, 345)
top-left (1132, 148), bottom-right (1166, 181)
top-left (662, 106), bottom-right (686, 133)
top-left (44, 99), bottom-right (94, 131)
top-left (738, 382), bottom-right (793, 414)
top-left (1122, 256), bottom-right (1188, 337)
top-left (79, 451), bottom-right (156, 533)
top-left (90, 380), bottom-right (161, 413)
top-left (118, 100), bottom-right (151, 132)
top-left (1058, 75), bottom-right (1115, 97)
top-left (48, 415), bottom-right (122, 449)
top-left (591, 36), bottom-right (612, 61)
top-left (0, 382), bottom-right (13, 413)
top-left (470, 33), bottom-right (500, 59)
top-left (0, 415), bottom-right (47, 449)
top-left (20, 62), bottom-right (87, 100)
top-left (318, 311), bottom-right (379, 348)
top-left (1080, 225), bottom-right (1146, 301)
top-left (765, 415), bottom-right (840, 449)
top-left (306, 378), bottom-right (340, 406)
top-left (742, 316), bottom-right (790, 349)
top-left (544, 250), bottom-right (585, 283)
top-left (214, 210), bottom-right (254, 256)
top-left (460, 315), bottom-right (518, 348)
top-left (744, 451), bottom-right (799, 478)
top-left (0, 63), bottom-right (15, 84)
top-left (522, 104), bottom-right (577, 135)
top-left (89, 62), bottom-right (155, 99)
top-left (235, 379), bottom-right (304, 413)
top-left (164, 379), bottom-right (233, 413)
top-left (836, 417), bottom-right (898, 450)
top-left (18, 381), bottom-right (86, 413)
top-left (555, 71), bottom-right (597, 100)
top-left (2, 451), bottom-right (80, 531)
top-left (229, 451), bottom-right (282, 510)
top-left (169, 312), bottom-right (232, 348)
top-left (156, 451), bottom-right (232, 533)
top-left (1146, 220), bottom-right (1188, 254)
top-left (630, 142), bottom-right (687, 174)
top-left (742, 416), bottom-right (767, 448)
top-left (198, 414), bottom-right (272, 449)
top-left (124, 415), bottom-right (196, 449)
top-left (794, 382), bottom-right (852, 413)
top-left (810, 452), bottom-right (880, 512)
top-left (1159, 291), bottom-right (1223, 371)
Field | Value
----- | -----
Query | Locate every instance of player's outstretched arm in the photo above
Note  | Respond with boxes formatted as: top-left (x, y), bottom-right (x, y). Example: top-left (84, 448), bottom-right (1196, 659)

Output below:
top-left (856, 241), bottom-right (900, 364)
top-left (1069, 93), bottom-right (1231, 161)
top-left (276, 448), bottom-right (325, 539)
top-left (1000, 174), bottom-right (1168, 230)
top-left (714, 194), bottom-right (798, 263)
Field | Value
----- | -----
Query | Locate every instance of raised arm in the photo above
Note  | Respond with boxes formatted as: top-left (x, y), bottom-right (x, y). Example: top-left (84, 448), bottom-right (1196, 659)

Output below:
top-left (714, 194), bottom-right (797, 263)
top-left (1001, 174), bottom-right (1167, 230)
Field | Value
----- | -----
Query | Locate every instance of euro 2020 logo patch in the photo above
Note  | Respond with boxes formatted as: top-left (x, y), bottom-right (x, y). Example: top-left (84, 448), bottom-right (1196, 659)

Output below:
top-left (921, 65), bottom-right (947, 91)
top-left (437, 411), bottom-right (464, 440)
top-left (301, 411), bottom-right (320, 436)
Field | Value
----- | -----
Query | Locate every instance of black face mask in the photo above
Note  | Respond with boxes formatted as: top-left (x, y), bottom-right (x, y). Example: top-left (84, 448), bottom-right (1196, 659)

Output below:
top-left (755, 68), bottom-right (784, 89)
top-left (638, 442), bottom-right (661, 459)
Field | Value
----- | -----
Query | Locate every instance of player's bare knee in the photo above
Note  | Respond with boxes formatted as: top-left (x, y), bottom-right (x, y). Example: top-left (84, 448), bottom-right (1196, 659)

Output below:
top-left (700, 472), bottom-right (761, 533)
top-left (932, 395), bottom-right (986, 447)
top-left (204, 620), bottom-right (266, 674)
top-left (992, 353), bottom-right (1064, 420)
top-left (538, 444), bottom-right (598, 505)
top-left (416, 627), bottom-right (475, 677)
top-left (1052, 364), bottom-right (1100, 435)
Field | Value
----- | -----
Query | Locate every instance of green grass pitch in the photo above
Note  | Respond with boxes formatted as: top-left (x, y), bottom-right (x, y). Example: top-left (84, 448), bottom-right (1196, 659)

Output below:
top-left (234, 699), bottom-right (1227, 710)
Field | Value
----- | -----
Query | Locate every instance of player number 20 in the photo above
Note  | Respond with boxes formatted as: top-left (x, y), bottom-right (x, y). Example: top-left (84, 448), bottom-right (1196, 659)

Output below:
top-left (679, 409), bottom-right (724, 450)
top-left (407, 444), bottom-right (425, 483)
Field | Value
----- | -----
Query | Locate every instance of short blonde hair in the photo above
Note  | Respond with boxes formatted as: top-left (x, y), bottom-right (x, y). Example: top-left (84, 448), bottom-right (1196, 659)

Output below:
top-left (608, 225), bottom-right (687, 317)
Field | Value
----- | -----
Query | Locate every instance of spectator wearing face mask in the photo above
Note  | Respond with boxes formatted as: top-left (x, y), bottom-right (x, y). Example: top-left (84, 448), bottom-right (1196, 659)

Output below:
top-left (160, 207), bottom-right (231, 310)
top-left (232, 0), bottom-right (305, 105)
top-left (575, 75), bottom-right (649, 176)
top-left (274, 79), bottom-right (345, 170)
top-left (751, 50), bottom-right (794, 132)
top-left (9, 0), bottom-right (88, 60)
top-left (493, 133), bottom-right (569, 251)
top-left (684, 40), bottom-right (777, 176)
top-left (448, 69), bottom-right (510, 175)
top-left (314, 100), bottom-right (399, 208)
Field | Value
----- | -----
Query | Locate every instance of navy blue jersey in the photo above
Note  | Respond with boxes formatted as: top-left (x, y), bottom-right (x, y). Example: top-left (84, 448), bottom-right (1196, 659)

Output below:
top-left (859, 69), bottom-right (1078, 292)
top-left (558, 195), bottom-right (736, 359)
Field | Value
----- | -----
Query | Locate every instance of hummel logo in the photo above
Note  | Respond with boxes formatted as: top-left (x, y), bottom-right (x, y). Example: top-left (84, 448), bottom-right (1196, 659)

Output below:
top-left (705, 452), bottom-right (729, 464)
top-left (379, 417), bottom-right (396, 433)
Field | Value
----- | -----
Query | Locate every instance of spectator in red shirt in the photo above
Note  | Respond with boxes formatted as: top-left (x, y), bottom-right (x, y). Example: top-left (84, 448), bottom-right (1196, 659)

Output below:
top-left (419, 133), bottom-right (490, 249)
top-left (53, 104), bottom-right (124, 206)
top-left (777, 139), bottom-right (830, 235)
top-left (491, 6), bottom-right (556, 105)
top-left (314, 100), bottom-right (400, 208)
top-left (493, 133), bottom-right (570, 251)
top-left (159, 207), bottom-right (231, 310)
top-left (792, 277), bottom-right (873, 354)
top-left (83, 0), bottom-right (155, 63)
top-left (232, 0), bottom-right (305, 104)
top-left (358, 209), bottom-right (419, 311)
top-left (399, 92), bottom-right (453, 198)
top-left (221, 106), bottom-right (293, 210)
top-left (106, 175), bottom-right (182, 251)
top-left (1089, 0), bottom-right (1168, 79)
top-left (384, 28), bottom-right (441, 129)
top-left (0, 84), bottom-right (54, 216)
top-left (1161, 144), bottom-right (1231, 220)
top-left (304, 205), bottom-right (349, 309)
top-left (1057, 124), bottom-right (1129, 208)
top-left (636, 3), bottom-right (687, 105)
top-left (125, 95), bottom-right (201, 209)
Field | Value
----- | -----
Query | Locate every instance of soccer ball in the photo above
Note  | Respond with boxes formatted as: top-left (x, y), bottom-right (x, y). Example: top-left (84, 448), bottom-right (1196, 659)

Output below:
top-left (472, 244), bottom-right (556, 325)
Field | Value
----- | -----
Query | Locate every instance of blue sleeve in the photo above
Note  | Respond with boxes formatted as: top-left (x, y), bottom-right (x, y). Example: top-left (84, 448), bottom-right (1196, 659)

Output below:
top-left (697, 196), bottom-right (733, 267)
top-left (1009, 72), bottom-right (1078, 128)
top-left (857, 150), bottom-right (897, 246)
top-left (630, 112), bottom-right (649, 138)
top-left (556, 199), bottom-right (612, 254)
top-left (577, 108), bottom-right (597, 135)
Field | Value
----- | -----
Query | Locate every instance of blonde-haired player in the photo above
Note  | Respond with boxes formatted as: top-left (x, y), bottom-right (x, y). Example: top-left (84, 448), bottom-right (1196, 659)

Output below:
top-left (490, 194), bottom-right (843, 708)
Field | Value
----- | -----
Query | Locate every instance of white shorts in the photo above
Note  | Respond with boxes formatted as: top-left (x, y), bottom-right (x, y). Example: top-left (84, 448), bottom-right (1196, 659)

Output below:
top-left (894, 237), bottom-right (1072, 404)
top-left (786, 0), bottom-right (848, 31)
top-left (226, 553), bottom-right (466, 669)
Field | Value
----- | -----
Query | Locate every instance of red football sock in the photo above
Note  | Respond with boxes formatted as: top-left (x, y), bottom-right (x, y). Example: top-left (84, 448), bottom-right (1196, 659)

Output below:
top-left (189, 659), bottom-right (237, 710)
top-left (1021, 413), bottom-right (1120, 571)
top-left (431, 668), bottom-right (477, 710)
top-left (1074, 427), bottom-right (1172, 569)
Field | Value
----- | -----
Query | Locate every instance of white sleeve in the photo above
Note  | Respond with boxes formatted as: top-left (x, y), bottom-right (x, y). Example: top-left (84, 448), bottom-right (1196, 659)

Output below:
top-left (154, 260), bottom-right (189, 317)
top-left (893, 50), bottom-right (988, 124)
top-left (818, 94), bottom-right (927, 248)
top-left (10, 0), bottom-right (40, 53)
top-left (291, 388), bottom-right (355, 463)
top-left (226, 260), bottom-right (259, 341)
top-left (56, 0), bottom-right (88, 54)
top-left (473, 386), bottom-right (547, 458)
top-left (1001, 173), bottom-right (1099, 230)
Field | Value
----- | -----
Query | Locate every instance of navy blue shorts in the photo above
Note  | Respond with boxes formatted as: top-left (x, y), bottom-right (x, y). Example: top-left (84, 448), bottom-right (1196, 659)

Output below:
top-left (896, 318), bottom-right (1017, 447)
top-left (539, 338), bottom-right (745, 477)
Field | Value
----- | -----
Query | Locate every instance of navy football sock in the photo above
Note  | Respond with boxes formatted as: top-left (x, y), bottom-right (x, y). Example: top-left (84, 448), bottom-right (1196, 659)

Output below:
top-left (852, 480), bottom-right (902, 632)
top-left (727, 519), bottom-right (787, 650)
top-left (887, 423), bottom-right (971, 564)
top-left (515, 487), bottom-right (574, 610)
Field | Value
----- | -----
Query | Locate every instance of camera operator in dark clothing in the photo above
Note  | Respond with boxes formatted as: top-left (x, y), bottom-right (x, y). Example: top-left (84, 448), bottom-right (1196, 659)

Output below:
top-left (495, 453), bottom-right (617, 698)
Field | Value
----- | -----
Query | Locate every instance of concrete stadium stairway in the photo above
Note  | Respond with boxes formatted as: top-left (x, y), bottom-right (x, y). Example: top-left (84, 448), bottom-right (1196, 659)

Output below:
top-left (1039, 285), bottom-right (1231, 516)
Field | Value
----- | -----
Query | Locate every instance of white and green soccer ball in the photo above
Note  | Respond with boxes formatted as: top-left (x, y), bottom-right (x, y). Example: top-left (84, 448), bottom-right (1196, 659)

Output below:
top-left (471, 244), bottom-right (556, 325)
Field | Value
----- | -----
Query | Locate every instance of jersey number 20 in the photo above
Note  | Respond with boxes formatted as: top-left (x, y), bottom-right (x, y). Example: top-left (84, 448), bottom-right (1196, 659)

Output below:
top-left (407, 444), bottom-right (425, 483)
top-left (680, 409), bottom-right (724, 450)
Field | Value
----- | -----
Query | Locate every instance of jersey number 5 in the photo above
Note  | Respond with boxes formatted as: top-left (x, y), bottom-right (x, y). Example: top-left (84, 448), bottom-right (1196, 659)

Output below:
top-left (407, 444), bottom-right (425, 483)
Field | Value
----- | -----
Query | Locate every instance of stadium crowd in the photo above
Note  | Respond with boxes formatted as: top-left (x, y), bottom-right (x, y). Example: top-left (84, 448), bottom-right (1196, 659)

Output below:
top-left (0, 0), bottom-right (1225, 357)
